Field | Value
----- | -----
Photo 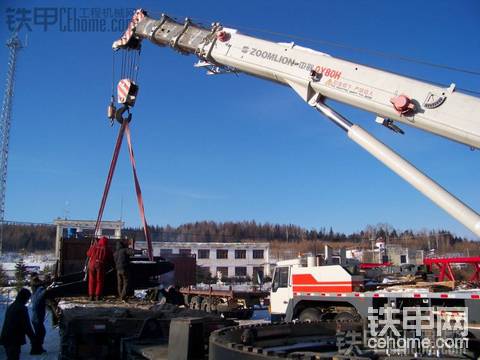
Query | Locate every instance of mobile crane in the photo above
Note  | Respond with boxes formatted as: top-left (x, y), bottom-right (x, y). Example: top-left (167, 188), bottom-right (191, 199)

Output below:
top-left (48, 10), bottom-right (479, 358)
top-left (109, 9), bottom-right (480, 334)
top-left (112, 9), bottom-right (480, 241)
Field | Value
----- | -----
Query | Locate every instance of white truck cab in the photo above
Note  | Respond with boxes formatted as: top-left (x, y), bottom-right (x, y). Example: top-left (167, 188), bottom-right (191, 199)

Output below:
top-left (270, 257), bottom-right (363, 322)
top-left (270, 258), bottom-right (303, 320)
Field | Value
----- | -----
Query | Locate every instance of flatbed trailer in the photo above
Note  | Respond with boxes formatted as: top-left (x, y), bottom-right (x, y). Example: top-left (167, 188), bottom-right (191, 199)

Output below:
top-left (180, 285), bottom-right (269, 319)
top-left (283, 289), bottom-right (480, 336)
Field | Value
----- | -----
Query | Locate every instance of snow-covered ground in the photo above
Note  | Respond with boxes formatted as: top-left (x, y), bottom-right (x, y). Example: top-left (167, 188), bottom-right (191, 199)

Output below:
top-left (0, 294), bottom-right (59, 359)
top-left (1, 252), bottom-right (57, 281)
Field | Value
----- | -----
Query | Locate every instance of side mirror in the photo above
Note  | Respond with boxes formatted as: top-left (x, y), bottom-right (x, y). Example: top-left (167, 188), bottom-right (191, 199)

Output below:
top-left (256, 272), bottom-right (264, 285)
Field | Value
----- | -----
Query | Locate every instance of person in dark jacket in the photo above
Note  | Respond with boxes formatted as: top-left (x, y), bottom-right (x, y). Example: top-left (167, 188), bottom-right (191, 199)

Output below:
top-left (30, 277), bottom-right (47, 355)
top-left (87, 236), bottom-right (113, 301)
top-left (0, 288), bottom-right (36, 360)
top-left (113, 240), bottom-right (134, 300)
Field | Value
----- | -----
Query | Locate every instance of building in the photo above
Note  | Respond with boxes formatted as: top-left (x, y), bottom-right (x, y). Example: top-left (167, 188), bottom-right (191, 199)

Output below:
top-left (361, 244), bottom-right (424, 266)
top-left (135, 241), bottom-right (270, 279)
top-left (54, 218), bottom-right (123, 258)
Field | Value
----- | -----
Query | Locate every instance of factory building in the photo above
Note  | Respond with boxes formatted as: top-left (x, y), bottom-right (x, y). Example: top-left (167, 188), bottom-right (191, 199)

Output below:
top-left (135, 241), bottom-right (270, 279)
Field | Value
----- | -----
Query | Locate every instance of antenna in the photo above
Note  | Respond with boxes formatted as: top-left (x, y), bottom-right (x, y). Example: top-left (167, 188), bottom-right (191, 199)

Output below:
top-left (63, 201), bottom-right (70, 220)
top-left (0, 32), bottom-right (24, 254)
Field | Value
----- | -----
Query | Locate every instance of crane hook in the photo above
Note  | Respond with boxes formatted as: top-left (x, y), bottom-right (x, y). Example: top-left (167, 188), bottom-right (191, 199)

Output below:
top-left (115, 104), bottom-right (132, 124)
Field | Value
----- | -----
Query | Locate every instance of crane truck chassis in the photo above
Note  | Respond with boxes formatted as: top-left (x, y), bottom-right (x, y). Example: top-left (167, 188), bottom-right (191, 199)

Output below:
top-left (270, 259), bottom-right (480, 325)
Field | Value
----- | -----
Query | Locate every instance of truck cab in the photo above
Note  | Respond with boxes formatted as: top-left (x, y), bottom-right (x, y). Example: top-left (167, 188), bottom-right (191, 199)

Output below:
top-left (270, 258), bottom-right (303, 322)
top-left (270, 257), bottom-right (364, 322)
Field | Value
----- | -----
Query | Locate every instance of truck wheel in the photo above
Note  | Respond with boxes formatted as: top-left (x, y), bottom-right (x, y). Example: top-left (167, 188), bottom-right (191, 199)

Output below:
top-left (299, 308), bottom-right (321, 322)
top-left (201, 298), bottom-right (216, 312)
top-left (189, 296), bottom-right (198, 309)
top-left (335, 311), bottom-right (360, 323)
top-left (191, 296), bottom-right (203, 310)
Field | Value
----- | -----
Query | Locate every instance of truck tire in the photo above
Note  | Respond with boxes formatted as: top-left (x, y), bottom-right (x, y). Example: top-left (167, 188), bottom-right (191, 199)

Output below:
top-left (190, 296), bottom-right (203, 310)
top-left (201, 298), bottom-right (217, 313)
top-left (299, 308), bottom-right (321, 322)
top-left (335, 311), bottom-right (360, 323)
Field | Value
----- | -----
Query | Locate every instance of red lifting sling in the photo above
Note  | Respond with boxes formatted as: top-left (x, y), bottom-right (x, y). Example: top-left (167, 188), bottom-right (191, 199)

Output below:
top-left (93, 121), bottom-right (153, 261)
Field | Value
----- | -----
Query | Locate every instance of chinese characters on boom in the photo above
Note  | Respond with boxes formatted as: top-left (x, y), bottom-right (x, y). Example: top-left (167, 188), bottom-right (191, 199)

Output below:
top-left (338, 305), bottom-right (469, 356)
top-left (5, 7), bottom-right (136, 32)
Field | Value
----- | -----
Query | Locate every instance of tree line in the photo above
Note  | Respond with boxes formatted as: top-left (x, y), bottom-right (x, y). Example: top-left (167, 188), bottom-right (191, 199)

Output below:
top-left (0, 221), bottom-right (476, 255)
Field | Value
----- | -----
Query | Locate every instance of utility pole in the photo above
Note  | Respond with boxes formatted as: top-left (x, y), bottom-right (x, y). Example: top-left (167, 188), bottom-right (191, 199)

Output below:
top-left (0, 32), bottom-right (23, 254)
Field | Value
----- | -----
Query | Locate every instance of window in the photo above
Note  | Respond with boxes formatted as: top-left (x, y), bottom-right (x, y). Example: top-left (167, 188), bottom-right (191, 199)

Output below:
top-left (252, 250), bottom-right (264, 259)
top-left (216, 267), bottom-right (229, 278)
top-left (216, 249), bottom-right (228, 259)
top-left (198, 249), bottom-right (210, 259)
top-left (235, 250), bottom-right (246, 259)
top-left (400, 255), bottom-right (407, 264)
top-left (160, 249), bottom-right (172, 256)
top-left (235, 267), bottom-right (247, 277)
top-left (331, 256), bottom-right (341, 265)
top-left (101, 229), bottom-right (115, 236)
top-left (272, 267), bottom-right (289, 292)
top-left (179, 248), bottom-right (191, 255)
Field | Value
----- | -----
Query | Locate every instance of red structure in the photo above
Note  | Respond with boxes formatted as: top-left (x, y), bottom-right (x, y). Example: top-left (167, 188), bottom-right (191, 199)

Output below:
top-left (424, 257), bottom-right (480, 282)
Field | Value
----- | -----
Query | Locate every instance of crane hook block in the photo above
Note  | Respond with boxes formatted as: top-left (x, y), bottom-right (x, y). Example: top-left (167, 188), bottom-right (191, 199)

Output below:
top-left (390, 94), bottom-right (416, 115)
top-left (117, 79), bottom-right (139, 107)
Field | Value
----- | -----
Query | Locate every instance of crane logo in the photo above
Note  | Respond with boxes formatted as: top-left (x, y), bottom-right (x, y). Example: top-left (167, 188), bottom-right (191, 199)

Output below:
top-left (242, 46), bottom-right (341, 80)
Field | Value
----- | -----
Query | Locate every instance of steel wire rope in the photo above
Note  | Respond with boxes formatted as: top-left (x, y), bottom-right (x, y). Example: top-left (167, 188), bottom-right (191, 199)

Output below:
top-left (146, 10), bottom-right (480, 95)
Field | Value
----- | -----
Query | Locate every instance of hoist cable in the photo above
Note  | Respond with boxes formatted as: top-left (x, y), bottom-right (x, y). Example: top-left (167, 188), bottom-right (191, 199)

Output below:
top-left (148, 10), bottom-right (480, 78)
top-left (230, 25), bottom-right (480, 77)
top-left (111, 52), bottom-right (116, 99)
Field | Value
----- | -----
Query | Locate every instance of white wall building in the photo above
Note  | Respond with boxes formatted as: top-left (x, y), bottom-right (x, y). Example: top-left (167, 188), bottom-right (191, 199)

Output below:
top-left (135, 241), bottom-right (270, 279)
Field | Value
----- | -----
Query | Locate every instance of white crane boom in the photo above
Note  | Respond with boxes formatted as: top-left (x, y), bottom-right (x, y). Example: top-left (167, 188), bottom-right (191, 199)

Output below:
top-left (112, 10), bottom-right (480, 237)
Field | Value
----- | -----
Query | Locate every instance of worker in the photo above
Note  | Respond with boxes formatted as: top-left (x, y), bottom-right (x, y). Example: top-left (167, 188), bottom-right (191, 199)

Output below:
top-left (30, 277), bottom-right (47, 355)
top-left (86, 236), bottom-right (113, 301)
top-left (0, 288), bottom-right (36, 360)
top-left (113, 239), bottom-right (135, 301)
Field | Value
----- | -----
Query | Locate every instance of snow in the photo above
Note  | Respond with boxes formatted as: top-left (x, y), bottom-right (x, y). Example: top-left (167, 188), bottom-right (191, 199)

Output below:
top-left (0, 252), bottom-right (57, 281)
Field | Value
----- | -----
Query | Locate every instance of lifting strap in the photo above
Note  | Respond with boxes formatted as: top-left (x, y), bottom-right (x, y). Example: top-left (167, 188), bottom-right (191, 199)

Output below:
top-left (93, 119), bottom-right (154, 261)
top-left (94, 122), bottom-right (126, 238)
top-left (125, 122), bottom-right (153, 261)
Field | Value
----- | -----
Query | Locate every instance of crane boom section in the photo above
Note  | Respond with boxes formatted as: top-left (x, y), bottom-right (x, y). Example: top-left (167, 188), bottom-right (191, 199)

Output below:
top-left (123, 13), bottom-right (480, 149)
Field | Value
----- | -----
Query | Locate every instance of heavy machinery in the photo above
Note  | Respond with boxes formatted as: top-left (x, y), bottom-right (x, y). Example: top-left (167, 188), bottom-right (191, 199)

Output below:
top-left (112, 9), bottom-right (480, 239)
top-left (107, 11), bottom-right (480, 358)
top-left (269, 254), bottom-right (480, 321)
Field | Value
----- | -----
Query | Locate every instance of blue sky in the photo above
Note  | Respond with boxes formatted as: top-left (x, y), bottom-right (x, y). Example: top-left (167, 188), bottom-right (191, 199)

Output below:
top-left (0, 0), bottom-right (479, 238)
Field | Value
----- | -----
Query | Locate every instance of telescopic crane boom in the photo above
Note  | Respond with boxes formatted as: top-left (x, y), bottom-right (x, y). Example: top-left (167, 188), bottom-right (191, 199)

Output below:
top-left (112, 9), bottom-right (480, 237)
